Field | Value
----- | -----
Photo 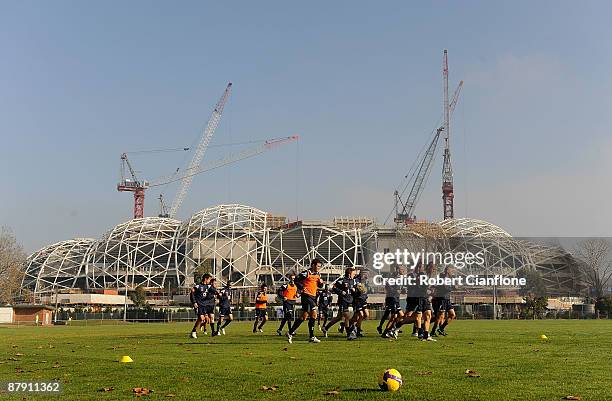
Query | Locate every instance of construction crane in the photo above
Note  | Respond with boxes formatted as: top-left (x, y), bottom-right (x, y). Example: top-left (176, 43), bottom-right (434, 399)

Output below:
top-left (119, 136), bottom-right (299, 219)
top-left (117, 153), bottom-right (150, 219)
top-left (169, 82), bottom-right (232, 218)
top-left (394, 78), bottom-right (463, 224)
top-left (117, 83), bottom-right (231, 219)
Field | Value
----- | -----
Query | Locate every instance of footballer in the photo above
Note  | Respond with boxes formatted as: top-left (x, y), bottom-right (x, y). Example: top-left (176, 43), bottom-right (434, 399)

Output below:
top-left (288, 259), bottom-right (325, 343)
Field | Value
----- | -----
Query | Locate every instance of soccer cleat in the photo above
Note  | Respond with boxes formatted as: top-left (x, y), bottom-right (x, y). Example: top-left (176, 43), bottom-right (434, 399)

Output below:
top-left (391, 330), bottom-right (399, 339)
top-left (221, 328), bottom-right (226, 335)
top-left (411, 333), bottom-right (419, 337)
top-left (277, 329), bottom-right (283, 336)
top-left (203, 330), bottom-right (208, 336)
top-left (211, 331), bottom-right (218, 337)
top-left (377, 326), bottom-right (383, 335)
top-left (253, 329), bottom-right (257, 333)
top-left (259, 328), bottom-right (263, 333)
top-left (338, 326), bottom-right (344, 333)
top-left (321, 326), bottom-right (328, 337)
top-left (190, 331), bottom-right (197, 339)
top-left (286, 332), bottom-right (293, 344)
top-left (423, 337), bottom-right (437, 342)
top-left (438, 329), bottom-right (448, 336)
top-left (309, 337), bottom-right (321, 343)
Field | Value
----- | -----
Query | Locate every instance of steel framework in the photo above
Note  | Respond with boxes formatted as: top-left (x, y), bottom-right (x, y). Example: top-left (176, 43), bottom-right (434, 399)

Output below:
top-left (86, 217), bottom-right (182, 290)
top-left (22, 209), bottom-right (585, 298)
top-left (22, 238), bottom-right (95, 295)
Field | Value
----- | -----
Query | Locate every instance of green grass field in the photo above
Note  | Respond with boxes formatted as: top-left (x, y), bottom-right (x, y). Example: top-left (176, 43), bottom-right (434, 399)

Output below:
top-left (1, 320), bottom-right (611, 400)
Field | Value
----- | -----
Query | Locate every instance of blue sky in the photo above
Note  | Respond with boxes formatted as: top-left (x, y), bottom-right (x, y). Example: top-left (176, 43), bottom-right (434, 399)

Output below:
top-left (2, 1), bottom-right (612, 252)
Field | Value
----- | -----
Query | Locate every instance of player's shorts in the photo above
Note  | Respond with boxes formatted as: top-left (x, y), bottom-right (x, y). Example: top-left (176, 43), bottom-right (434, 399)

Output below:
top-left (438, 298), bottom-right (453, 312)
top-left (384, 297), bottom-right (402, 314)
top-left (337, 300), bottom-right (352, 313)
top-left (255, 308), bottom-right (267, 318)
top-left (353, 300), bottom-right (368, 312)
top-left (282, 301), bottom-right (296, 318)
top-left (196, 304), bottom-right (214, 316)
top-left (219, 306), bottom-right (232, 317)
top-left (431, 297), bottom-right (442, 313)
top-left (301, 294), bottom-right (318, 312)
top-left (405, 297), bottom-right (420, 313)
top-left (415, 297), bottom-right (432, 313)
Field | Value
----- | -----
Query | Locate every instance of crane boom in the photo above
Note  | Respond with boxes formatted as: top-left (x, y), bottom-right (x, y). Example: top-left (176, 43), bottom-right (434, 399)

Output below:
top-left (120, 153), bottom-right (138, 182)
top-left (169, 82), bottom-right (232, 218)
top-left (449, 80), bottom-right (463, 115)
top-left (150, 136), bottom-right (299, 187)
top-left (395, 128), bottom-right (443, 223)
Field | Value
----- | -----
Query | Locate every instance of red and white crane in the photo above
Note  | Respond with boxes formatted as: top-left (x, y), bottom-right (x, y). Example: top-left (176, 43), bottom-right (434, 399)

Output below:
top-left (118, 82), bottom-right (299, 219)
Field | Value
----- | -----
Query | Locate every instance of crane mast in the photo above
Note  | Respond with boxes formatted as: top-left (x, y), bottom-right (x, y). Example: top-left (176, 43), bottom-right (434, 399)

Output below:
top-left (169, 82), bottom-right (232, 218)
top-left (442, 49), bottom-right (454, 220)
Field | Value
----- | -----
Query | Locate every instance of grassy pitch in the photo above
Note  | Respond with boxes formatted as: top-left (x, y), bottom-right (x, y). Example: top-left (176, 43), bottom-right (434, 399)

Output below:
top-left (1, 320), bottom-right (611, 400)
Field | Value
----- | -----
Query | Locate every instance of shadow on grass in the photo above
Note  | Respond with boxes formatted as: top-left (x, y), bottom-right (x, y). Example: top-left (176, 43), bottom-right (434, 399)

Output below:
top-left (342, 388), bottom-right (381, 393)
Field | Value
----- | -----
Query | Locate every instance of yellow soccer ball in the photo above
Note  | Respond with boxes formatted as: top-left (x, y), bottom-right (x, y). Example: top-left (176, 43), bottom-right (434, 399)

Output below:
top-left (378, 368), bottom-right (402, 392)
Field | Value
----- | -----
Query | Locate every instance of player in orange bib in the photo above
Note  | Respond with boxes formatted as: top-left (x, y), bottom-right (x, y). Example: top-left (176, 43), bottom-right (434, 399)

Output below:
top-left (276, 273), bottom-right (299, 337)
top-left (253, 284), bottom-right (268, 333)
top-left (288, 259), bottom-right (324, 343)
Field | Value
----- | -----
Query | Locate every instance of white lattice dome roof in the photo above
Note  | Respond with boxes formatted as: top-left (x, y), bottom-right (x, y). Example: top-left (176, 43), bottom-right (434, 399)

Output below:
top-left (86, 217), bottom-right (182, 289)
top-left (438, 218), bottom-right (512, 238)
top-left (180, 204), bottom-right (269, 237)
top-left (23, 238), bottom-right (95, 294)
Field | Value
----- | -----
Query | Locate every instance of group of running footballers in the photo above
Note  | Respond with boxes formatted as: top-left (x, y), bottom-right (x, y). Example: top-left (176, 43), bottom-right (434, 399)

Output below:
top-left (189, 258), bottom-right (456, 343)
top-left (189, 274), bottom-right (234, 338)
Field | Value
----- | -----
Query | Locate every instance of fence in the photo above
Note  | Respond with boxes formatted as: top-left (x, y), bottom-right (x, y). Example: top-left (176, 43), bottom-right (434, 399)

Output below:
top-left (3, 303), bottom-right (608, 327)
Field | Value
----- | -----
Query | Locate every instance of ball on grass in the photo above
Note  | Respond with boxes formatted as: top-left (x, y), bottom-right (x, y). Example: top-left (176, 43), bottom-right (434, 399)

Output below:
top-left (378, 368), bottom-right (402, 392)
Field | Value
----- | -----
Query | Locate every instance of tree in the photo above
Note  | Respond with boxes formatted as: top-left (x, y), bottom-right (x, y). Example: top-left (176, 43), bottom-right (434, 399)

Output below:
top-left (599, 296), bottom-right (612, 318)
top-left (518, 267), bottom-right (548, 319)
top-left (0, 227), bottom-right (26, 304)
top-left (574, 239), bottom-right (612, 301)
top-left (128, 285), bottom-right (148, 307)
top-left (518, 267), bottom-right (547, 298)
top-left (193, 259), bottom-right (214, 282)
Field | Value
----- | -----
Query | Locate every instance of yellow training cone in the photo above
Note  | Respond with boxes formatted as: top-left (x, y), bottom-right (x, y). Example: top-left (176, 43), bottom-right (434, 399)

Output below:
top-left (119, 355), bottom-right (133, 363)
top-left (539, 334), bottom-right (548, 340)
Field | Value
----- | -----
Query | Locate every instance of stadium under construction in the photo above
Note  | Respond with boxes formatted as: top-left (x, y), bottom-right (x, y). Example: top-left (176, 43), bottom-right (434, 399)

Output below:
top-left (18, 51), bottom-right (588, 309)
top-left (21, 203), bottom-right (585, 303)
